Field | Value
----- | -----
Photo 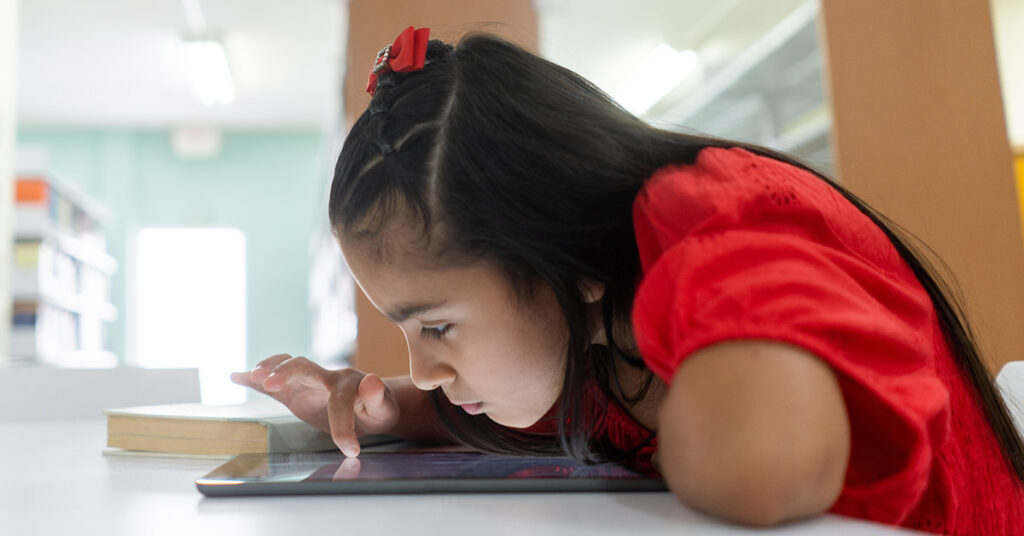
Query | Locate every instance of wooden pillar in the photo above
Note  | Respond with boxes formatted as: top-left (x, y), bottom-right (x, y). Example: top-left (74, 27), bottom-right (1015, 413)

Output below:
top-left (819, 1), bottom-right (1024, 372)
top-left (343, 1), bottom-right (538, 376)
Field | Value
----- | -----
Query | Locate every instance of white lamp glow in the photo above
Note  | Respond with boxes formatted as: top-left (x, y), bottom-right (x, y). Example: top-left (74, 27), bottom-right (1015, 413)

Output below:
top-left (183, 39), bottom-right (236, 106)
top-left (612, 44), bottom-right (699, 116)
top-left (136, 228), bottom-right (247, 404)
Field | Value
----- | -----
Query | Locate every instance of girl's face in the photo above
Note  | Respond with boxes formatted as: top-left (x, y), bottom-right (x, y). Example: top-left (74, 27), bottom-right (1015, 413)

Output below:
top-left (340, 240), bottom-right (569, 428)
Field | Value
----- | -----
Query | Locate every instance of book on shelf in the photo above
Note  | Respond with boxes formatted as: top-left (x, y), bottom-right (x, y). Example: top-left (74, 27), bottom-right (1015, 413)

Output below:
top-left (104, 398), bottom-right (392, 458)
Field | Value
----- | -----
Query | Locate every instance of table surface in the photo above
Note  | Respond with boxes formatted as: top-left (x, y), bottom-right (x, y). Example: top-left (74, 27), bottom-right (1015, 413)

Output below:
top-left (0, 420), bottom-right (924, 536)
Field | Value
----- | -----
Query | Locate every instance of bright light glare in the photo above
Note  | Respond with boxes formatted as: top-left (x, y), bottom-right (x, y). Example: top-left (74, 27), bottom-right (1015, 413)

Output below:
top-left (612, 45), bottom-right (699, 116)
top-left (183, 40), bottom-right (236, 106)
top-left (136, 228), bottom-right (246, 404)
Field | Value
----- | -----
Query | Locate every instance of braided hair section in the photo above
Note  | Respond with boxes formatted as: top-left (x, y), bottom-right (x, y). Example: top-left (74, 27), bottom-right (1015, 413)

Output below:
top-left (330, 39), bottom-right (458, 258)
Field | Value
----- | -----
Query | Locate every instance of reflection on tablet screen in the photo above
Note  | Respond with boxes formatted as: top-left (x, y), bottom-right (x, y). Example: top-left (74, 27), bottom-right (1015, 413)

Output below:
top-left (197, 450), bottom-right (667, 495)
top-left (304, 452), bottom-right (654, 481)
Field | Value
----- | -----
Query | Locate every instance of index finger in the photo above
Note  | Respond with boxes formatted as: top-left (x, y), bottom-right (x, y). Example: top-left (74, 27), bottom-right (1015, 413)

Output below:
top-left (326, 370), bottom-right (366, 457)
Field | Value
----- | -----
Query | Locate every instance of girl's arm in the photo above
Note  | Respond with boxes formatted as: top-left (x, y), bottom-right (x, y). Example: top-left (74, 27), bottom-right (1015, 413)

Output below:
top-left (656, 339), bottom-right (851, 526)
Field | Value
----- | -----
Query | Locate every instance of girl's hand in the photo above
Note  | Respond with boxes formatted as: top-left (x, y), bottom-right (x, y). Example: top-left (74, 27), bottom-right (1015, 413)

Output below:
top-left (230, 354), bottom-right (400, 457)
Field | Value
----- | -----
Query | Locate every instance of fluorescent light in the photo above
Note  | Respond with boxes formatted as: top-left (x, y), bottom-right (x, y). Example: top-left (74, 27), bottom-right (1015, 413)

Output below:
top-left (183, 38), bottom-right (235, 106)
top-left (612, 44), bottom-right (699, 116)
top-left (181, 0), bottom-right (207, 33)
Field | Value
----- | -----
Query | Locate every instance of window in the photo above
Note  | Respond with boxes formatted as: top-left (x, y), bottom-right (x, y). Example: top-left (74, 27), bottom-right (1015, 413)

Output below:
top-left (135, 228), bottom-right (246, 404)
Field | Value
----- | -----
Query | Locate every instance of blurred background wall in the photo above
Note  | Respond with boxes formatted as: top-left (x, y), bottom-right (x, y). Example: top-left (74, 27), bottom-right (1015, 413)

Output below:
top-left (3, 0), bottom-right (1022, 403)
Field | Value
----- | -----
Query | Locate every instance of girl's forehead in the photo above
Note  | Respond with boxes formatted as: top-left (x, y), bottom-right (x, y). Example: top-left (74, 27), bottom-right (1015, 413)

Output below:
top-left (338, 231), bottom-right (447, 277)
top-left (336, 208), bottom-right (450, 267)
top-left (360, 261), bottom-right (519, 320)
top-left (339, 236), bottom-right (528, 312)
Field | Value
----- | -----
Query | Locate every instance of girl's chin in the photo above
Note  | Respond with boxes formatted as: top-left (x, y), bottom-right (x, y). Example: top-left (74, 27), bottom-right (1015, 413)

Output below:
top-left (487, 410), bottom-right (545, 429)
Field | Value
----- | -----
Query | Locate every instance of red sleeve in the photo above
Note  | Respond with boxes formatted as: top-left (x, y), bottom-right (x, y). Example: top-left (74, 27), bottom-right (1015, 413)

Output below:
top-left (631, 151), bottom-right (951, 524)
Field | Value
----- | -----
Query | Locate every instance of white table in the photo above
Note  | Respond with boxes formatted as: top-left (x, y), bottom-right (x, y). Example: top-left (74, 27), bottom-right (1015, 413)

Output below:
top-left (0, 420), bottom-right (922, 536)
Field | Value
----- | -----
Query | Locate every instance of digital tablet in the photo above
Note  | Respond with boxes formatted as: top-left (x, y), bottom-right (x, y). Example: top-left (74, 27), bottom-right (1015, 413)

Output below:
top-left (196, 450), bottom-right (666, 496)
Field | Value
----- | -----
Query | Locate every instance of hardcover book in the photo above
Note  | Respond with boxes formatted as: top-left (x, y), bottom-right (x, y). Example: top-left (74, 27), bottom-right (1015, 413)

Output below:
top-left (104, 398), bottom-right (344, 457)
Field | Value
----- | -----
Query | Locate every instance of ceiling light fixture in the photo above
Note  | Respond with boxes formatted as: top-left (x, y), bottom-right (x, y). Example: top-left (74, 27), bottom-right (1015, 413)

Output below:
top-left (182, 37), bottom-right (235, 106)
top-left (612, 44), bottom-right (699, 116)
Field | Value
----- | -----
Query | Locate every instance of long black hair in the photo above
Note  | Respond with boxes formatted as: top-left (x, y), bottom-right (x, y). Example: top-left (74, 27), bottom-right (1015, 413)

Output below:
top-left (329, 33), bottom-right (1024, 479)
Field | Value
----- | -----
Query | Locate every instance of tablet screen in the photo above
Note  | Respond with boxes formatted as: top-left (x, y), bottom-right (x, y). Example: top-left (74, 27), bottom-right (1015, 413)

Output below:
top-left (196, 450), bottom-right (666, 496)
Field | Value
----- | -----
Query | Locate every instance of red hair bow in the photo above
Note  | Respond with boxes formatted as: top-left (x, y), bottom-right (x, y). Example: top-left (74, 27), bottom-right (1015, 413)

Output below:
top-left (366, 26), bottom-right (431, 96)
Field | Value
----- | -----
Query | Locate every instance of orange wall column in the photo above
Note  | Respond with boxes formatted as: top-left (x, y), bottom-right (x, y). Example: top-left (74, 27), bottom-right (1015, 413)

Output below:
top-left (342, 1), bottom-right (538, 376)
top-left (819, 1), bottom-right (1024, 372)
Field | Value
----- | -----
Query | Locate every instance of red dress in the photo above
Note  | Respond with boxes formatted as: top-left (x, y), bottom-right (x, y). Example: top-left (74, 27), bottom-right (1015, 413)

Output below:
top-left (608, 147), bottom-right (1023, 534)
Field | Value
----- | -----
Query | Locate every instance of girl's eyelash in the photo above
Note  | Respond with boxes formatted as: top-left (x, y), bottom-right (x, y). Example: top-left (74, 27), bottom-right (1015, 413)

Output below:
top-left (420, 324), bottom-right (452, 340)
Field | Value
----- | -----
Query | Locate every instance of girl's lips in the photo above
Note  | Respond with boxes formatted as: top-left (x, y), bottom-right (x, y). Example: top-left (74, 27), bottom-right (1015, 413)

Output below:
top-left (460, 402), bottom-right (484, 415)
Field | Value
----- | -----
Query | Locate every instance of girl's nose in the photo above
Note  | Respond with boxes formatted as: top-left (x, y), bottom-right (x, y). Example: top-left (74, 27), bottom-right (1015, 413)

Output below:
top-left (407, 345), bottom-right (456, 391)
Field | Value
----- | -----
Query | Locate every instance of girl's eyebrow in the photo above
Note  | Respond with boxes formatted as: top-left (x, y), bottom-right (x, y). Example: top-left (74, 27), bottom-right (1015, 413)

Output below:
top-left (386, 300), bottom-right (449, 323)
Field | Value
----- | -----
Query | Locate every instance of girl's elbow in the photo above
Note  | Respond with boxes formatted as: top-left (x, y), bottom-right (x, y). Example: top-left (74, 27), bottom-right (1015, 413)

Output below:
top-left (655, 340), bottom-right (851, 527)
top-left (661, 450), bottom-right (839, 527)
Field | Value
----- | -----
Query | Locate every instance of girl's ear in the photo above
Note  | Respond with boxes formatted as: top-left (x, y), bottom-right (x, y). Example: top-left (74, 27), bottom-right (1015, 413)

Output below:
top-left (578, 280), bottom-right (606, 304)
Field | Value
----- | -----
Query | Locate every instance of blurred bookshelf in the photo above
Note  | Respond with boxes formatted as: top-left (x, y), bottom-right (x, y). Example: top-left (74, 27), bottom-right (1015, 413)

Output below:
top-left (308, 228), bottom-right (357, 365)
top-left (9, 167), bottom-right (118, 368)
top-left (308, 119), bottom-right (357, 367)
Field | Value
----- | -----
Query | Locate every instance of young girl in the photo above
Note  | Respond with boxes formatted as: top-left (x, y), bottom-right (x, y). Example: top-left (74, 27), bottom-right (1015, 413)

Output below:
top-left (231, 27), bottom-right (1024, 533)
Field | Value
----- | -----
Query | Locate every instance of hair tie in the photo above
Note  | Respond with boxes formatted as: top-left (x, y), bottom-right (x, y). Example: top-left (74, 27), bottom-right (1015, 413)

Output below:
top-left (375, 139), bottom-right (395, 156)
top-left (366, 26), bottom-right (430, 96)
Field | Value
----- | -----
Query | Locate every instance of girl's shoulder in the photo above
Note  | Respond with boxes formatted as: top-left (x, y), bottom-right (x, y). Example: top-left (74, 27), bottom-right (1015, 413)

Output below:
top-left (632, 146), bottom-right (898, 276)
top-left (634, 145), bottom-right (833, 228)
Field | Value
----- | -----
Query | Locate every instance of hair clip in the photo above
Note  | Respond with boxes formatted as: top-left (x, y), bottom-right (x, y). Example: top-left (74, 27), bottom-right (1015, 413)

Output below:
top-left (366, 26), bottom-right (431, 96)
top-left (375, 139), bottom-right (395, 156)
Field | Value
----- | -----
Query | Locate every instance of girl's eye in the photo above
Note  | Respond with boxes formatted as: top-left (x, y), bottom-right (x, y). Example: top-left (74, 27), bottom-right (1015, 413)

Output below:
top-left (420, 324), bottom-right (452, 340)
